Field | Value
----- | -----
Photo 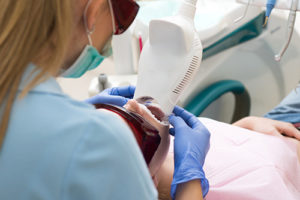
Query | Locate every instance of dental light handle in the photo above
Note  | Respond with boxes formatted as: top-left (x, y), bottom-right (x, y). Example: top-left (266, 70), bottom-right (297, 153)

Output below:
top-left (275, 0), bottom-right (298, 61)
top-left (177, 0), bottom-right (197, 19)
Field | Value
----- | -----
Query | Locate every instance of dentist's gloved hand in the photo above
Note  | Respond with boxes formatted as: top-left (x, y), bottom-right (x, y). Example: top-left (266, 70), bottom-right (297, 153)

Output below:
top-left (169, 106), bottom-right (210, 199)
top-left (84, 85), bottom-right (135, 107)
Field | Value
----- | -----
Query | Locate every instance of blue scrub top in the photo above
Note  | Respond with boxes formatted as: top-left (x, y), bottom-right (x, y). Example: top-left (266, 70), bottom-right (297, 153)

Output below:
top-left (265, 84), bottom-right (300, 123)
top-left (0, 65), bottom-right (158, 200)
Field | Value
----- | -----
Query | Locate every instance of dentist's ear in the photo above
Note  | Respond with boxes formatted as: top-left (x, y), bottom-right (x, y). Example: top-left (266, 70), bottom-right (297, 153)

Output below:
top-left (84, 0), bottom-right (105, 32)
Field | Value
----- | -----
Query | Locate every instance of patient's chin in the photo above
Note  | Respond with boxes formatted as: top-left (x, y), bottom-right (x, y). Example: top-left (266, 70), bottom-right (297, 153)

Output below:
top-left (124, 98), bottom-right (170, 178)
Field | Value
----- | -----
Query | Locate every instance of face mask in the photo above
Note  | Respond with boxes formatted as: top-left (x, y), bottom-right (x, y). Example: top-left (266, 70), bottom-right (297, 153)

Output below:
top-left (61, 0), bottom-right (138, 78)
top-left (100, 36), bottom-right (113, 57)
top-left (60, 45), bottom-right (105, 78)
top-left (61, 0), bottom-right (107, 78)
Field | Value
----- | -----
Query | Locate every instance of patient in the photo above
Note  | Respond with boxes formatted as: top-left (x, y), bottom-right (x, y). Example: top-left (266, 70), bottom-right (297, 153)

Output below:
top-left (157, 119), bottom-right (300, 200)
top-left (97, 98), bottom-right (300, 200)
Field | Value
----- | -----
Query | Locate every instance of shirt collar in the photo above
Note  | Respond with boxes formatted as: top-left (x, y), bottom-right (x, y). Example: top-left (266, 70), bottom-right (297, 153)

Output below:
top-left (18, 64), bottom-right (64, 95)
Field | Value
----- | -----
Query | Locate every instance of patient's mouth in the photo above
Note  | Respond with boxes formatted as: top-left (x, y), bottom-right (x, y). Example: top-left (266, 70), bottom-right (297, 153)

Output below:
top-left (133, 96), bottom-right (169, 126)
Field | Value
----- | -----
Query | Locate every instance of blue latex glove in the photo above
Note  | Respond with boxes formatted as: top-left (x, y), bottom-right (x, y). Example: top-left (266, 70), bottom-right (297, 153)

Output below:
top-left (169, 106), bottom-right (210, 199)
top-left (85, 85), bottom-right (135, 107)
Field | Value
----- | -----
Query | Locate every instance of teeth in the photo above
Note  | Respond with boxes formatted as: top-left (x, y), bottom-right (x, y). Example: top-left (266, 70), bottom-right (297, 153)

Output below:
top-left (141, 104), bottom-right (162, 123)
top-left (126, 97), bottom-right (169, 126)
top-left (140, 104), bottom-right (168, 125)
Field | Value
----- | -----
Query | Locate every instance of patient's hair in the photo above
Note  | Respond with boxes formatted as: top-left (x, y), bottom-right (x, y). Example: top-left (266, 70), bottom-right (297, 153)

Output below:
top-left (0, 0), bottom-right (73, 148)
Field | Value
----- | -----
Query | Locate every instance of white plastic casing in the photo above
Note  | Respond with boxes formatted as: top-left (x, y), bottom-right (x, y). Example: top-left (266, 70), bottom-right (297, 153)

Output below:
top-left (134, 10), bottom-right (202, 115)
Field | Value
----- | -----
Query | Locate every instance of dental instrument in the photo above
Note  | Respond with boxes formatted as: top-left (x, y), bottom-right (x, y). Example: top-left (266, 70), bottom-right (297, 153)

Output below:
top-left (235, 0), bottom-right (277, 26)
top-left (88, 0), bottom-right (300, 123)
top-left (134, 0), bottom-right (202, 115)
top-left (97, 74), bottom-right (108, 91)
top-left (264, 0), bottom-right (277, 26)
top-left (237, 0), bottom-right (300, 11)
top-left (234, 0), bottom-right (251, 23)
top-left (275, 0), bottom-right (298, 61)
top-left (237, 0), bottom-right (299, 61)
top-left (132, 0), bottom-right (203, 177)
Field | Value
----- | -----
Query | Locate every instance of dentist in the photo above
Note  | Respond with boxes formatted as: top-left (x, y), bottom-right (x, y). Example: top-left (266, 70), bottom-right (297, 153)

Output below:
top-left (0, 0), bottom-right (210, 199)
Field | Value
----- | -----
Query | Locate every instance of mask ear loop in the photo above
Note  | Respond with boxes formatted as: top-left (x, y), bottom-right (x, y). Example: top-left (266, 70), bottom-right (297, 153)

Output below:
top-left (83, 0), bottom-right (95, 46)
top-left (108, 0), bottom-right (117, 34)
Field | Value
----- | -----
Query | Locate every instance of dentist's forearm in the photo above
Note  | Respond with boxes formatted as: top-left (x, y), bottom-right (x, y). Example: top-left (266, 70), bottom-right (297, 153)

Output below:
top-left (175, 180), bottom-right (203, 200)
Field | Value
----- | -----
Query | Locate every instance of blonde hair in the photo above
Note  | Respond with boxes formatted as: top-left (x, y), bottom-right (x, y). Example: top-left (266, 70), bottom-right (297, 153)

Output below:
top-left (0, 0), bottom-right (74, 147)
